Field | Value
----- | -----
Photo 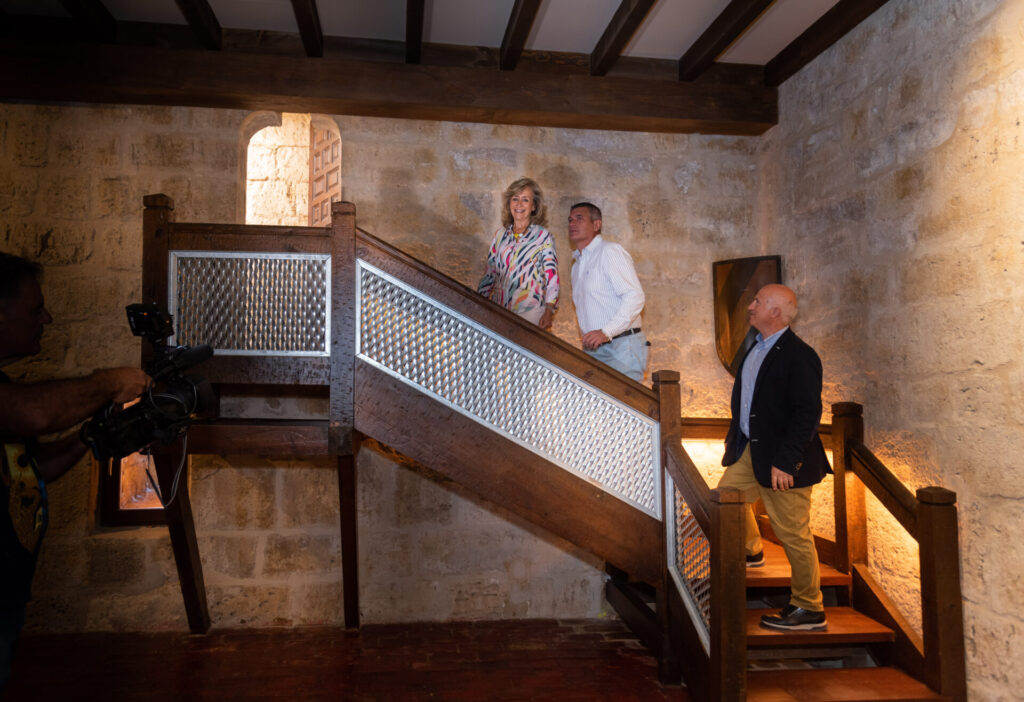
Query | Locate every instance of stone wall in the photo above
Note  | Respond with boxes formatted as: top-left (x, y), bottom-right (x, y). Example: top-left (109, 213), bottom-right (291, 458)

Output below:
top-left (759, 0), bottom-right (1024, 697)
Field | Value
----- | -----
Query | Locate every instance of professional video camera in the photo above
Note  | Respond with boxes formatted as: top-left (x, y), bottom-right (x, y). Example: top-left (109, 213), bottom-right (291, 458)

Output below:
top-left (81, 304), bottom-right (215, 461)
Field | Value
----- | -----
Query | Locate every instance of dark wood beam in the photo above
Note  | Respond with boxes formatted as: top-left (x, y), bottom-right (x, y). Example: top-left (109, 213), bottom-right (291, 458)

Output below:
top-left (405, 0), bottom-right (425, 64)
top-left (590, 0), bottom-right (657, 76)
top-left (499, 0), bottom-right (542, 71)
top-left (290, 0), bottom-right (323, 58)
top-left (764, 0), bottom-right (892, 87)
top-left (0, 40), bottom-right (777, 135)
top-left (57, 0), bottom-right (115, 42)
top-left (677, 0), bottom-right (772, 82)
top-left (173, 0), bottom-right (222, 51)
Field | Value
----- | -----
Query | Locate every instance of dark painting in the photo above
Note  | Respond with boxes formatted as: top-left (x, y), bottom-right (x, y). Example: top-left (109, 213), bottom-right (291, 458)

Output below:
top-left (712, 256), bottom-right (782, 376)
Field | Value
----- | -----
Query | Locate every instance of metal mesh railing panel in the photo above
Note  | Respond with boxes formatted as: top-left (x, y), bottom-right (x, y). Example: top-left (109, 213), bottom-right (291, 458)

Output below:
top-left (170, 252), bottom-right (329, 355)
top-left (357, 260), bottom-right (660, 517)
top-left (666, 474), bottom-right (711, 648)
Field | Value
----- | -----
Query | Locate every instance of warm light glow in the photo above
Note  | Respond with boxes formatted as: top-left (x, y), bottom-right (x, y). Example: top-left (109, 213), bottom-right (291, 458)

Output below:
top-left (118, 452), bottom-right (162, 510)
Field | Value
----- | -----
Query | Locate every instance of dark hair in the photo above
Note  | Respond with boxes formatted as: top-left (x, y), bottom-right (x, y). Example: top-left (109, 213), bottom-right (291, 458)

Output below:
top-left (570, 202), bottom-right (602, 222)
top-left (0, 252), bottom-right (42, 301)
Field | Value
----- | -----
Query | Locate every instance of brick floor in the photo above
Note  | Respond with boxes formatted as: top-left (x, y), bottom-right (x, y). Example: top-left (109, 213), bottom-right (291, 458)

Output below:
top-left (2, 619), bottom-right (690, 701)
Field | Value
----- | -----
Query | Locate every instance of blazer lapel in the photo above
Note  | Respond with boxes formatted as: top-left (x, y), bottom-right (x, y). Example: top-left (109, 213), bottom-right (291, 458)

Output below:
top-left (750, 328), bottom-right (790, 401)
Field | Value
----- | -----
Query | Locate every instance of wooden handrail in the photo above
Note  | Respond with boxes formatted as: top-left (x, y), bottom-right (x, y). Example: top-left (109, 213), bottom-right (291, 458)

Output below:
top-left (848, 440), bottom-right (919, 536)
top-left (664, 441), bottom-right (712, 534)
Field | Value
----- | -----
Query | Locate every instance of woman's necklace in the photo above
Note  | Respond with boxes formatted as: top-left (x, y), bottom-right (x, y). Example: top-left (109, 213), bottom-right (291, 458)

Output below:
top-left (512, 223), bottom-right (530, 239)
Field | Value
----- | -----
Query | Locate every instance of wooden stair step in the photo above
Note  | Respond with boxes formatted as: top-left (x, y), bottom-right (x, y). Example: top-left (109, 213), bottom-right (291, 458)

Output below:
top-left (747, 666), bottom-right (950, 701)
top-left (747, 607), bottom-right (895, 647)
top-left (747, 541), bottom-right (852, 588)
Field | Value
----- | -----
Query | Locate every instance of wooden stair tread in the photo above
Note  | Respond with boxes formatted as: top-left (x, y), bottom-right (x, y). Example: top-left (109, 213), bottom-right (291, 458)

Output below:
top-left (747, 541), bottom-right (851, 588)
top-left (747, 607), bottom-right (895, 647)
top-left (747, 666), bottom-right (949, 701)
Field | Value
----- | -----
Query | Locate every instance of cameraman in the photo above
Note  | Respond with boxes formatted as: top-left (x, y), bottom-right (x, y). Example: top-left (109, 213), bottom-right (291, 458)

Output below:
top-left (0, 253), bottom-right (150, 691)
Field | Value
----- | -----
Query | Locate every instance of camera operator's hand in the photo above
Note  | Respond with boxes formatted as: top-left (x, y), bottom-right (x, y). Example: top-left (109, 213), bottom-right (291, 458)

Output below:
top-left (94, 367), bottom-right (151, 403)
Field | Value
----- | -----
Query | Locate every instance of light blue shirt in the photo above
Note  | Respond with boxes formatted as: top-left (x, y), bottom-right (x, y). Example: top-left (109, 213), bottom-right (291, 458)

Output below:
top-left (739, 326), bottom-right (788, 438)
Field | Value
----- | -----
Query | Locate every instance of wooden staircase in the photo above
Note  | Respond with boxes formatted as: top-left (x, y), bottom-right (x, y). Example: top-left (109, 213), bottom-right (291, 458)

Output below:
top-left (743, 543), bottom-right (946, 701)
top-left (136, 196), bottom-right (965, 702)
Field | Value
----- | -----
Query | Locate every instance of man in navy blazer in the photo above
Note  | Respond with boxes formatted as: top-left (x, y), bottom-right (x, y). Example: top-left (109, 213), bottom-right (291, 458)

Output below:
top-left (719, 284), bottom-right (831, 631)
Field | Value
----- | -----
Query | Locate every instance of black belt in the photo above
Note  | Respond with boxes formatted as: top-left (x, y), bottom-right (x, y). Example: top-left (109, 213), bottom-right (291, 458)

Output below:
top-left (611, 328), bottom-right (642, 341)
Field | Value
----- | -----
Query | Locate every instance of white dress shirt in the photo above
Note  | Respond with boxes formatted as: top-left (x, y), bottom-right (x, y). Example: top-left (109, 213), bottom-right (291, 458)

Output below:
top-left (570, 235), bottom-right (645, 339)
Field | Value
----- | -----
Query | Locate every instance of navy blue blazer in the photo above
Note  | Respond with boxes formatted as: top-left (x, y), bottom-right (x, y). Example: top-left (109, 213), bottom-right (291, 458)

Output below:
top-left (721, 328), bottom-right (831, 489)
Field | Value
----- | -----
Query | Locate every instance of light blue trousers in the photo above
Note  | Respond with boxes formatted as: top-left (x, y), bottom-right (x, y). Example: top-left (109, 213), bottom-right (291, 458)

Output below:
top-left (584, 331), bottom-right (648, 383)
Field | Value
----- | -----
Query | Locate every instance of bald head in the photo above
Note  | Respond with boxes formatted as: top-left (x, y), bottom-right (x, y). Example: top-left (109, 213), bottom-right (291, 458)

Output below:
top-left (748, 284), bottom-right (798, 336)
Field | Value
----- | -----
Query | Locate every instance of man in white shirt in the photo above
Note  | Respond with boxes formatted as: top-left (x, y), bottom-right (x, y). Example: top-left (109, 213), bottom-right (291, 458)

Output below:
top-left (568, 202), bottom-right (647, 383)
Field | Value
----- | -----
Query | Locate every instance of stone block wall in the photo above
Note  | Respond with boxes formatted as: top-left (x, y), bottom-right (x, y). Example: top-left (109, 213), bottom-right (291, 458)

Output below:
top-left (759, 0), bottom-right (1024, 697)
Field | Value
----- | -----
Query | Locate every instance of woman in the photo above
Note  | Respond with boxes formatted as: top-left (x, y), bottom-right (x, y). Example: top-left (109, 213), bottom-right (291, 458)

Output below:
top-left (477, 177), bottom-right (559, 329)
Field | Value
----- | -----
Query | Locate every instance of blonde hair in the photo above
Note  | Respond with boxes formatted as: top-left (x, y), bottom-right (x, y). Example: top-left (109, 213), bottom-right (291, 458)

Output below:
top-left (501, 177), bottom-right (547, 228)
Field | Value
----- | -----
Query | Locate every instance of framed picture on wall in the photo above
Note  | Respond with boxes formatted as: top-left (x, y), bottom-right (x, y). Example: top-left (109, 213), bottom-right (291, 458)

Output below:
top-left (712, 255), bottom-right (782, 376)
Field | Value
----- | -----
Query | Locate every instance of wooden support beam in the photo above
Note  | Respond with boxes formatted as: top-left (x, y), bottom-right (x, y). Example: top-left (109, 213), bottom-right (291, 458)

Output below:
top-left (499, 0), bottom-right (541, 71)
top-left (0, 40), bottom-right (776, 135)
top-left (590, 0), bottom-right (656, 76)
top-left (290, 0), bottom-right (324, 58)
top-left (339, 438), bottom-right (360, 629)
top-left (678, 0), bottom-right (772, 82)
top-left (153, 444), bottom-right (211, 633)
top-left (173, 0), bottom-right (222, 51)
top-left (405, 0), bottom-right (425, 64)
top-left (764, 0), bottom-right (892, 87)
top-left (57, 0), bottom-right (115, 42)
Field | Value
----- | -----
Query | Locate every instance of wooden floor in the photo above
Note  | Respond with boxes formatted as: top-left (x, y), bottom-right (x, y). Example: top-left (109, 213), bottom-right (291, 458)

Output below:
top-left (2, 619), bottom-right (689, 702)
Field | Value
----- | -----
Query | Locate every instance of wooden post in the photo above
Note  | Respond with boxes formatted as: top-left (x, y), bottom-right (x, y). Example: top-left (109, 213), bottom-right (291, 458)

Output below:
top-left (331, 201), bottom-right (360, 627)
top-left (917, 486), bottom-right (966, 702)
top-left (142, 194), bottom-right (173, 312)
top-left (652, 370), bottom-right (681, 684)
top-left (338, 433), bottom-right (361, 629)
top-left (831, 402), bottom-right (866, 582)
top-left (709, 485), bottom-right (747, 702)
top-left (329, 201), bottom-right (357, 455)
top-left (142, 194), bottom-right (210, 633)
top-left (152, 444), bottom-right (210, 633)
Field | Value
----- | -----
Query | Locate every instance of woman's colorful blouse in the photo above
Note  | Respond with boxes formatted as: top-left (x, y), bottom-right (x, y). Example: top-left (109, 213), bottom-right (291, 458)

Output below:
top-left (477, 224), bottom-right (560, 322)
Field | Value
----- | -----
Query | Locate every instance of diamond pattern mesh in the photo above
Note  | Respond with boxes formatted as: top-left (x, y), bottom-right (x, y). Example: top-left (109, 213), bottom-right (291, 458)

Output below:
top-left (357, 261), bottom-right (660, 517)
top-left (171, 252), bottom-right (329, 354)
top-left (667, 475), bottom-right (711, 637)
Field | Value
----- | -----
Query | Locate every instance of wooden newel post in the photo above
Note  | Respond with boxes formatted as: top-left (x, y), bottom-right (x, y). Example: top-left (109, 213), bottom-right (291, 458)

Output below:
top-left (831, 402), bottom-right (866, 578)
top-left (330, 201), bottom-right (361, 628)
top-left (710, 485), bottom-right (747, 702)
top-left (652, 370), bottom-right (681, 683)
top-left (917, 486), bottom-right (966, 702)
top-left (142, 194), bottom-right (211, 633)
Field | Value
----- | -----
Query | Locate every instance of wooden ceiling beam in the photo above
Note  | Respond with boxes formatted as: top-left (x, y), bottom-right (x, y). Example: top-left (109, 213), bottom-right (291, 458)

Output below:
top-left (765, 0), bottom-right (892, 87)
top-left (677, 0), bottom-right (772, 82)
top-left (590, 0), bottom-right (656, 76)
top-left (289, 0), bottom-right (323, 58)
top-left (173, 0), bottom-right (222, 51)
top-left (0, 40), bottom-right (777, 135)
top-left (57, 0), bottom-right (115, 43)
top-left (499, 0), bottom-right (542, 71)
top-left (405, 0), bottom-right (425, 64)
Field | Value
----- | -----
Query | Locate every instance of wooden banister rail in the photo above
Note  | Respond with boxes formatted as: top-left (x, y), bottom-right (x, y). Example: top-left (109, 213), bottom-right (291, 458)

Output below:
top-left (664, 442), bottom-right (712, 533)
top-left (831, 402), bottom-right (966, 702)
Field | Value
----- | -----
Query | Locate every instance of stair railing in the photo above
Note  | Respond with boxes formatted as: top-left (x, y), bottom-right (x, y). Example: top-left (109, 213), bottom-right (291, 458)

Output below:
top-left (654, 373), bottom-right (747, 702)
top-left (830, 402), bottom-right (967, 702)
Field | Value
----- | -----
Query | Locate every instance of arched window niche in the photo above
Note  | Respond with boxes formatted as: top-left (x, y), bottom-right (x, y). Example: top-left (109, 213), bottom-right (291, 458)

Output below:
top-left (240, 111), bottom-right (342, 226)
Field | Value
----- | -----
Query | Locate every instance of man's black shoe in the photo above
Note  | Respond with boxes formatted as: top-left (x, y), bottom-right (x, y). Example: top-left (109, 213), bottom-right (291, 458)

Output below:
top-left (759, 605), bottom-right (827, 631)
top-left (745, 551), bottom-right (765, 568)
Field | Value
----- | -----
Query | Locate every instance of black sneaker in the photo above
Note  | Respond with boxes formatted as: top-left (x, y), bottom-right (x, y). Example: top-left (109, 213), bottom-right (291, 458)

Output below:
top-left (745, 551), bottom-right (765, 568)
top-left (759, 605), bottom-right (827, 631)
